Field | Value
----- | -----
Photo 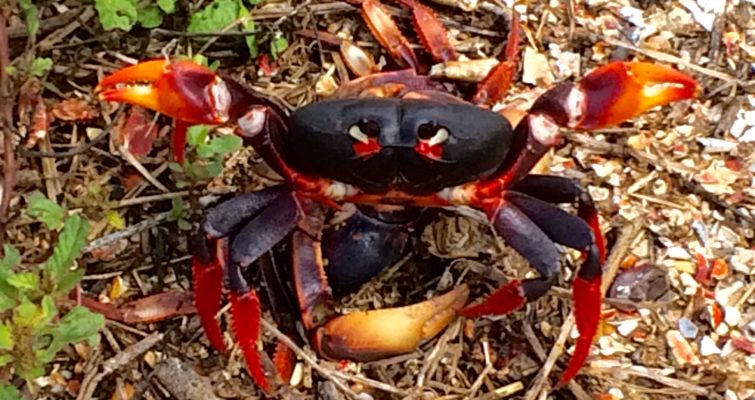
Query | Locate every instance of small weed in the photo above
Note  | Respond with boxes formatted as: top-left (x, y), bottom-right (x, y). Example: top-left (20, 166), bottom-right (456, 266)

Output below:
top-left (94, 0), bottom-right (176, 31)
top-left (0, 194), bottom-right (105, 398)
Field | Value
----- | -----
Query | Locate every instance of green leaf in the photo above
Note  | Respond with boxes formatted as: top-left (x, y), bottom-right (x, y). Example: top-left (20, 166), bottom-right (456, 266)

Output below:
top-left (177, 219), bottom-right (193, 231)
top-left (188, 0), bottom-right (240, 34)
top-left (187, 0), bottom-right (255, 57)
top-left (29, 58), bottom-right (53, 78)
top-left (18, 0), bottom-right (39, 39)
top-left (6, 272), bottom-right (38, 291)
top-left (137, 5), bottom-right (163, 28)
top-left (192, 54), bottom-right (209, 67)
top-left (196, 143), bottom-right (215, 159)
top-left (95, 0), bottom-right (138, 31)
top-left (18, 364), bottom-right (45, 382)
top-left (0, 292), bottom-right (16, 312)
top-left (0, 245), bottom-right (20, 271)
top-left (45, 214), bottom-right (89, 294)
top-left (39, 295), bottom-right (57, 327)
top-left (186, 125), bottom-right (210, 148)
top-left (13, 299), bottom-right (41, 328)
top-left (0, 385), bottom-right (20, 400)
top-left (106, 210), bottom-right (125, 230)
top-left (270, 36), bottom-right (289, 59)
top-left (56, 269), bottom-right (85, 296)
top-left (169, 198), bottom-right (185, 221)
top-left (0, 323), bottom-right (14, 350)
top-left (26, 192), bottom-right (64, 230)
top-left (0, 246), bottom-right (20, 307)
top-left (157, 0), bottom-right (176, 14)
top-left (205, 161), bottom-right (223, 178)
top-left (208, 135), bottom-right (242, 155)
top-left (37, 307), bottom-right (104, 363)
top-left (0, 355), bottom-right (14, 368)
top-left (238, 8), bottom-right (257, 58)
top-left (168, 162), bottom-right (184, 173)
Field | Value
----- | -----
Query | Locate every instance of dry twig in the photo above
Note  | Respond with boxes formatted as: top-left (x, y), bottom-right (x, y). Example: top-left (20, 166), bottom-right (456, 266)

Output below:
top-left (76, 333), bottom-right (164, 400)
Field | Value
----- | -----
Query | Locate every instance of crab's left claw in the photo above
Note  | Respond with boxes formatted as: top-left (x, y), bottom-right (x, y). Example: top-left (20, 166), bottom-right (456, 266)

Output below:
top-left (531, 61), bottom-right (699, 130)
top-left (97, 60), bottom-right (232, 162)
top-left (314, 285), bottom-right (469, 361)
top-left (97, 59), bottom-right (230, 124)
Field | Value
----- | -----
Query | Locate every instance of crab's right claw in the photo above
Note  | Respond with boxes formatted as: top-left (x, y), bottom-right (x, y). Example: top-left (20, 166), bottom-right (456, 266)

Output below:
top-left (531, 61), bottom-right (699, 130)
top-left (314, 285), bottom-right (469, 361)
top-left (97, 59), bottom-right (230, 125)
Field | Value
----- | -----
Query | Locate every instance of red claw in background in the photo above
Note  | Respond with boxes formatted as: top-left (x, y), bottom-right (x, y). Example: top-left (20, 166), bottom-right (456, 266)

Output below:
top-left (576, 61), bottom-right (699, 129)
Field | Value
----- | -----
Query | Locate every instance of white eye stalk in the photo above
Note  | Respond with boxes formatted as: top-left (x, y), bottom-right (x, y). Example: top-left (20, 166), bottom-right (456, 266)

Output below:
top-left (348, 124), bottom-right (370, 144)
top-left (427, 127), bottom-right (449, 147)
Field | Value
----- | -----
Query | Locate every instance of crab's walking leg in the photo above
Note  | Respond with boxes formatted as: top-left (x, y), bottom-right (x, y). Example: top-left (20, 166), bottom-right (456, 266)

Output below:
top-left (192, 186), bottom-right (298, 393)
top-left (472, 11), bottom-right (521, 106)
top-left (461, 190), bottom-right (601, 383)
top-left (397, 0), bottom-right (457, 62)
top-left (511, 175), bottom-right (604, 384)
top-left (192, 237), bottom-right (228, 353)
top-left (359, 0), bottom-right (420, 70)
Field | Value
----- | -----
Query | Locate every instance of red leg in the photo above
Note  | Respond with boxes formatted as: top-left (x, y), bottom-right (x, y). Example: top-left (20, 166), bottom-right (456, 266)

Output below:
top-left (472, 12), bottom-right (521, 106)
top-left (192, 237), bottom-right (228, 353)
top-left (397, 0), bottom-right (457, 62)
top-left (510, 175), bottom-right (605, 383)
top-left (462, 186), bottom-right (605, 384)
top-left (360, 0), bottom-right (420, 70)
top-left (229, 290), bottom-right (269, 393)
top-left (173, 119), bottom-right (188, 164)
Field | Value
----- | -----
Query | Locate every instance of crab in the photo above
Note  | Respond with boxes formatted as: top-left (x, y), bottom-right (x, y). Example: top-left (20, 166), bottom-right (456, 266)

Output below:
top-left (95, 3), bottom-right (698, 395)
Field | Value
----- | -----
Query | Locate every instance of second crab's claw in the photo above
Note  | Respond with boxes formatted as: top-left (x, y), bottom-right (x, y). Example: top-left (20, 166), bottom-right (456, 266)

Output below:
top-left (314, 285), bottom-right (469, 361)
top-left (531, 61), bottom-right (699, 130)
top-left (97, 59), bottom-right (231, 125)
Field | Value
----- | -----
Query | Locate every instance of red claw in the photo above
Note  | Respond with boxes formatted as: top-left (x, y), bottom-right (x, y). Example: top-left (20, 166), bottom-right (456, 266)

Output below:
top-left (97, 60), bottom-right (229, 125)
top-left (576, 61), bottom-right (699, 129)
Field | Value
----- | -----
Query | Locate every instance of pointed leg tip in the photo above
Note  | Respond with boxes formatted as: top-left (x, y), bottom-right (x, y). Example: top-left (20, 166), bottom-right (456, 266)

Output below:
top-left (460, 280), bottom-right (525, 318)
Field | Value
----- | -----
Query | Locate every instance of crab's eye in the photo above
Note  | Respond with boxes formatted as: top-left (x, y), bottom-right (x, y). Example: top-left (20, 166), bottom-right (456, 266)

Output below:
top-left (348, 119), bottom-right (380, 144)
top-left (418, 123), bottom-right (449, 147)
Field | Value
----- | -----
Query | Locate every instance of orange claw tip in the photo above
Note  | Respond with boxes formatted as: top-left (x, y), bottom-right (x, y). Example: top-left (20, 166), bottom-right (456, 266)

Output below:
top-left (96, 59), bottom-right (172, 91)
top-left (577, 61), bottom-right (699, 129)
top-left (315, 285), bottom-right (469, 362)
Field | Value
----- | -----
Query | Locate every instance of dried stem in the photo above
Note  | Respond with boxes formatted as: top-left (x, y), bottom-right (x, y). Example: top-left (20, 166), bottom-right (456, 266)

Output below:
top-left (0, 3), bottom-right (16, 247)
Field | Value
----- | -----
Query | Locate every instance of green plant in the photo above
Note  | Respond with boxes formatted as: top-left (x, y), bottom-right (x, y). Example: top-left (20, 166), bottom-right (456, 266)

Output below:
top-left (170, 124), bottom-right (242, 186)
top-left (188, 0), bottom-right (259, 57)
top-left (168, 125), bottom-right (242, 229)
top-left (94, 0), bottom-right (176, 31)
top-left (0, 194), bottom-right (105, 398)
